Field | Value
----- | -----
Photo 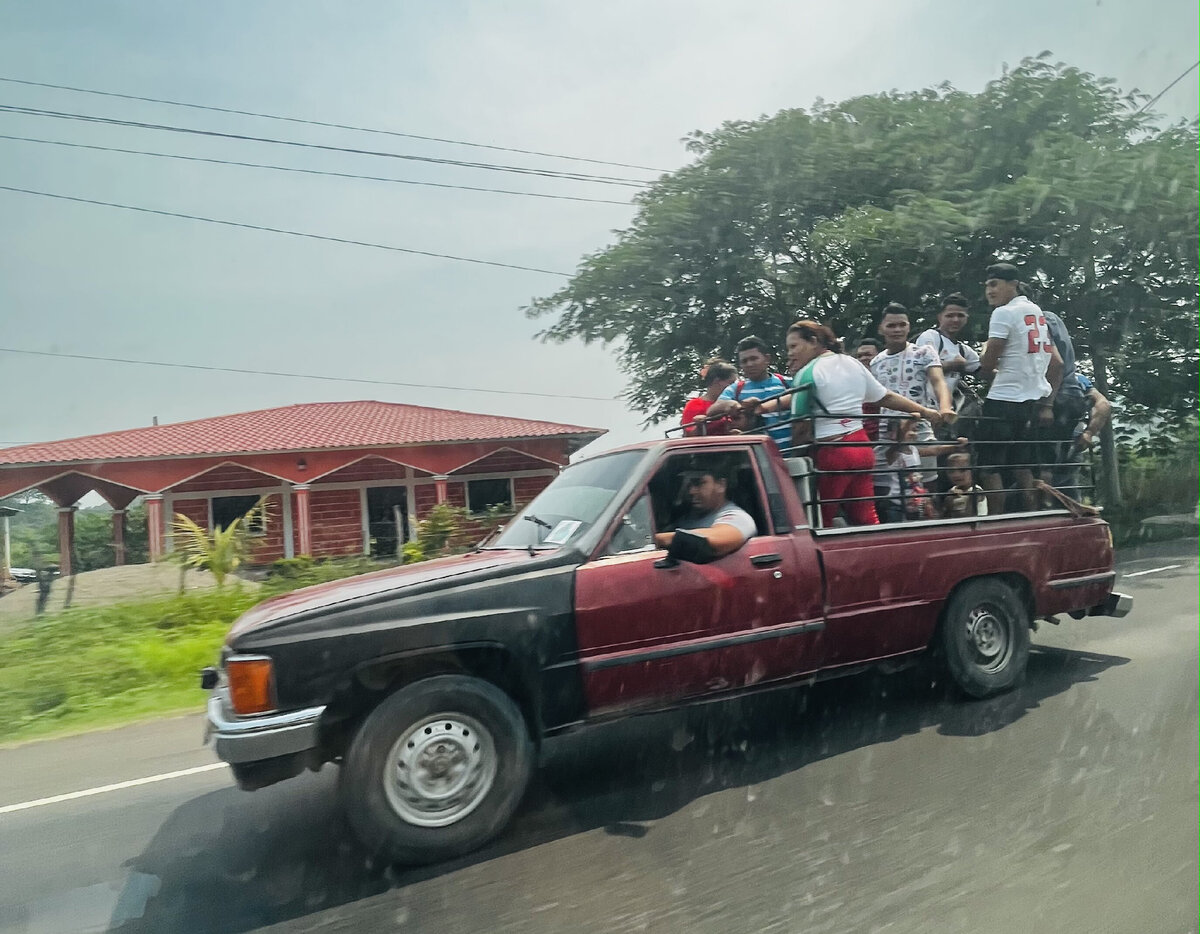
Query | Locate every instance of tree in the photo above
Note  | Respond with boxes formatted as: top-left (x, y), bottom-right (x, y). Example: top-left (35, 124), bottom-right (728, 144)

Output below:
top-left (73, 505), bottom-right (150, 573)
top-left (170, 498), bottom-right (269, 587)
top-left (527, 56), bottom-right (1197, 503)
top-left (1, 496), bottom-right (150, 572)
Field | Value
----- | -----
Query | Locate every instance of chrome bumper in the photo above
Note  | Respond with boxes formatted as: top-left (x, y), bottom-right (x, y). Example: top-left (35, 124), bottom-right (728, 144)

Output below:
top-left (206, 687), bottom-right (326, 764)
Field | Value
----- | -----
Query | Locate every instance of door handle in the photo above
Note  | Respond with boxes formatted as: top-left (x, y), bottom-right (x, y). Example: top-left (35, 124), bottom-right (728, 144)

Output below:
top-left (750, 553), bottom-right (783, 567)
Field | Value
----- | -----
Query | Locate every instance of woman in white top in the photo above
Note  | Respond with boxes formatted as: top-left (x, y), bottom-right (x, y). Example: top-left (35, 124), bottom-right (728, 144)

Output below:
top-left (751, 320), bottom-right (941, 526)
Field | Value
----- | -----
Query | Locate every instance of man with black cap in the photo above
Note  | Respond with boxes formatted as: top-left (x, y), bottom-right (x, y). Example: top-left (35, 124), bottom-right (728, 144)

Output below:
top-left (654, 457), bottom-right (757, 557)
top-left (977, 263), bottom-right (1064, 513)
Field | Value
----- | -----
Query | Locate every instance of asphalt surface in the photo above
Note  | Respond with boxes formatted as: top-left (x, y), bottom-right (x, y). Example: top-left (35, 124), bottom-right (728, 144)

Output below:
top-left (0, 539), bottom-right (1195, 934)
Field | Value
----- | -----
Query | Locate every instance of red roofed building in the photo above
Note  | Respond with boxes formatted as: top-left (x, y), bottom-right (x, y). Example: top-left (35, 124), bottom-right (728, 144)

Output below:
top-left (0, 401), bottom-right (605, 574)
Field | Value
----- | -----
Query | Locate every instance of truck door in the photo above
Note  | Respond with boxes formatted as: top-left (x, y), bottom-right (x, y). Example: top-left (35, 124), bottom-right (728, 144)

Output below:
top-left (573, 448), bottom-right (825, 715)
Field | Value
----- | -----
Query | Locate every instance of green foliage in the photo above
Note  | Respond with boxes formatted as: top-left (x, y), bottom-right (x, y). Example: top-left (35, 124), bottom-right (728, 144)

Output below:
top-left (259, 555), bottom-right (394, 597)
top-left (267, 555), bottom-right (316, 579)
top-left (3, 496), bottom-right (149, 573)
top-left (0, 588), bottom-right (260, 740)
top-left (415, 502), bottom-right (467, 558)
top-left (4, 492), bottom-right (59, 569)
top-left (528, 55), bottom-right (1197, 437)
top-left (0, 553), bottom-right (408, 742)
top-left (73, 506), bottom-right (149, 572)
top-left (170, 497), bottom-right (270, 587)
top-left (401, 540), bottom-right (425, 564)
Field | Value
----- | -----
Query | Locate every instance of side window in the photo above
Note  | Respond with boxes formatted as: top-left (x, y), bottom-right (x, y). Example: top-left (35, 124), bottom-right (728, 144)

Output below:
top-left (646, 450), bottom-right (768, 538)
top-left (603, 494), bottom-right (654, 556)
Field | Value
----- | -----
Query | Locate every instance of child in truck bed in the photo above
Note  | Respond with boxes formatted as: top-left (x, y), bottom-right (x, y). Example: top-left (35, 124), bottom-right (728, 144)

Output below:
top-left (941, 451), bottom-right (989, 518)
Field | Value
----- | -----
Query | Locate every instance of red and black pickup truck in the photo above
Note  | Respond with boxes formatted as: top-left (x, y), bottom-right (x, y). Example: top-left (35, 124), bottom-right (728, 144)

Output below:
top-left (202, 435), bottom-right (1130, 864)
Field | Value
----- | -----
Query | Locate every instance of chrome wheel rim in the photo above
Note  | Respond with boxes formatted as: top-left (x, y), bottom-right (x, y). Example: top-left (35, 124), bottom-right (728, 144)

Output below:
top-left (966, 604), bottom-right (1012, 673)
top-left (384, 713), bottom-right (496, 827)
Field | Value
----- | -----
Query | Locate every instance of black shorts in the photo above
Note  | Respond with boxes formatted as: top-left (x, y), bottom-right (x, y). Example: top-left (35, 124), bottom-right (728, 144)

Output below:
top-left (976, 399), bottom-right (1039, 472)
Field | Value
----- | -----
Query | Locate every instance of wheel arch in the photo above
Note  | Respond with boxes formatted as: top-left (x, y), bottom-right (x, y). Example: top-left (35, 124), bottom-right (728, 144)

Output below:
top-left (325, 643), bottom-right (543, 757)
top-left (935, 571), bottom-right (1035, 638)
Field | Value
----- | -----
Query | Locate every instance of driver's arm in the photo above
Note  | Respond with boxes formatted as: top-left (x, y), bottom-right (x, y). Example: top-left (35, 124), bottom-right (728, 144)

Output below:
top-left (654, 522), bottom-right (748, 557)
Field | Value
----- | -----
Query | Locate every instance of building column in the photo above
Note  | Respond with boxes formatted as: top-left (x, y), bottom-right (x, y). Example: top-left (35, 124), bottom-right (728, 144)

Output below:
top-left (294, 484), bottom-right (312, 556)
top-left (111, 509), bottom-right (127, 566)
top-left (433, 475), bottom-right (449, 505)
top-left (2, 513), bottom-right (12, 583)
top-left (57, 507), bottom-right (77, 577)
top-left (145, 494), bottom-right (166, 561)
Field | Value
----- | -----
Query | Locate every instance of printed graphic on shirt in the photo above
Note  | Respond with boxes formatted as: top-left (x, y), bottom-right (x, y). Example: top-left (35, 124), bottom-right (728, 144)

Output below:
top-left (870, 344), bottom-right (941, 410)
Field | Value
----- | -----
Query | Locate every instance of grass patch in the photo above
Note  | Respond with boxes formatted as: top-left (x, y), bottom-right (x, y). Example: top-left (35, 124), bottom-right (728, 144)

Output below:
top-left (0, 557), bottom-right (398, 744)
top-left (0, 588), bottom-right (259, 743)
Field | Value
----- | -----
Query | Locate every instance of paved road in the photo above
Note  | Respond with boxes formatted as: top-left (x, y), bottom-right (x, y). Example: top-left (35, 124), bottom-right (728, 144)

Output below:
top-left (0, 540), bottom-right (1195, 934)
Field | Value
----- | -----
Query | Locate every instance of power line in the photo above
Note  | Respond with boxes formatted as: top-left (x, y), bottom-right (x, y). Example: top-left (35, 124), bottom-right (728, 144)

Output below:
top-left (0, 348), bottom-right (616, 402)
top-left (0, 104), bottom-right (652, 188)
top-left (0, 185), bottom-right (573, 276)
top-left (0, 134), bottom-right (634, 206)
top-left (1137, 60), bottom-right (1200, 113)
top-left (0, 75), bottom-right (668, 174)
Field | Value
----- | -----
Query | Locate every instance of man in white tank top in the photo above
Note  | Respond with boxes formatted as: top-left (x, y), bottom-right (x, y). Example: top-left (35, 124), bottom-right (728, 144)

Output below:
top-left (976, 263), bottom-right (1064, 514)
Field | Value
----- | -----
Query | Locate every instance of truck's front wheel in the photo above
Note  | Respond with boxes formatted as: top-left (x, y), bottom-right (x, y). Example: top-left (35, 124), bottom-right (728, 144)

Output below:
top-left (340, 674), bottom-right (533, 864)
top-left (940, 578), bottom-right (1031, 699)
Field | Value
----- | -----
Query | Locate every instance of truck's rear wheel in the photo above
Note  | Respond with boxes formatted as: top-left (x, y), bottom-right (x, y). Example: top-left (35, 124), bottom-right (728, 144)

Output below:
top-left (340, 674), bottom-right (533, 864)
top-left (940, 578), bottom-right (1030, 698)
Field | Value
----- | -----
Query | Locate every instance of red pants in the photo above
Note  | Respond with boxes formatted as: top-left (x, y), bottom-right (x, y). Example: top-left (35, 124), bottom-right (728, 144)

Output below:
top-left (815, 429), bottom-right (879, 526)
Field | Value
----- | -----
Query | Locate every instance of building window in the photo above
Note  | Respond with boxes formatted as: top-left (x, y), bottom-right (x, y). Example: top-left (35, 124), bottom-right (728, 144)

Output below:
top-left (466, 478), bottom-right (513, 515)
top-left (212, 495), bottom-right (266, 534)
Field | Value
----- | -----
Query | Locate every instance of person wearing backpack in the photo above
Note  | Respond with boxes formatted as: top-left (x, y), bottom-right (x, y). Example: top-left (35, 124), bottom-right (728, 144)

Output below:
top-left (915, 292), bottom-right (984, 438)
top-left (915, 293), bottom-right (981, 399)
top-left (706, 335), bottom-right (793, 447)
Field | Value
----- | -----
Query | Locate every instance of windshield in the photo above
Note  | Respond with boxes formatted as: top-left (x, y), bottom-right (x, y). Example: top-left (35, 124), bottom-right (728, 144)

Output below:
top-left (486, 450), bottom-right (644, 549)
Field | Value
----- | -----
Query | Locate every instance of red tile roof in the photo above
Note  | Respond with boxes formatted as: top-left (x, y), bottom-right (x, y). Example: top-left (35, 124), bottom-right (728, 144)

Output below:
top-left (0, 401), bottom-right (605, 466)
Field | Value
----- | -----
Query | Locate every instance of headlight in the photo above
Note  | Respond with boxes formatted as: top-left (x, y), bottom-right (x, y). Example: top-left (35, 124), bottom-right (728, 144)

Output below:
top-left (226, 654), bottom-right (276, 715)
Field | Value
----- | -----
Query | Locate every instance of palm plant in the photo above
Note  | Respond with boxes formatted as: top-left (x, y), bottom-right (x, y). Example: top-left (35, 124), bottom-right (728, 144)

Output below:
top-left (170, 497), bottom-right (270, 587)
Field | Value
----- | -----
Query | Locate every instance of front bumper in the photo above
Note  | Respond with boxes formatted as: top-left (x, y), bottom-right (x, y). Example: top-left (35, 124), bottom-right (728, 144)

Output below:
top-left (206, 685), bottom-right (326, 765)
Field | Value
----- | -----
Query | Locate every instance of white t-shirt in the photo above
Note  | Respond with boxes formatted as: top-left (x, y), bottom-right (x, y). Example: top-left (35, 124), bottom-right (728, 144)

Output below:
top-left (914, 328), bottom-right (981, 397)
top-left (791, 353), bottom-right (888, 440)
top-left (986, 295), bottom-right (1053, 402)
top-left (677, 501), bottom-right (758, 542)
top-left (870, 343), bottom-right (943, 411)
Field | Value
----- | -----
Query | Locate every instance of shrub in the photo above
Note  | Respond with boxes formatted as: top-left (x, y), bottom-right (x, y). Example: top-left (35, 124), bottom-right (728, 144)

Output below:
top-left (268, 555), bottom-right (316, 579)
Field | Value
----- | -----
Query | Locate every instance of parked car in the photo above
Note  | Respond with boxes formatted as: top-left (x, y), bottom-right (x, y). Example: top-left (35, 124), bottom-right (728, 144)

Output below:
top-left (202, 435), bottom-right (1130, 864)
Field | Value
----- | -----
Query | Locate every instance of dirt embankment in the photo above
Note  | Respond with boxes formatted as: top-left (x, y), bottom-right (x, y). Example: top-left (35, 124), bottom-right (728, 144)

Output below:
top-left (0, 563), bottom-right (258, 626)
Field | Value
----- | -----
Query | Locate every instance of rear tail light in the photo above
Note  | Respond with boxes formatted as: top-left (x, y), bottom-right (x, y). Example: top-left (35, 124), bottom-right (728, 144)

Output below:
top-left (226, 655), bottom-right (276, 714)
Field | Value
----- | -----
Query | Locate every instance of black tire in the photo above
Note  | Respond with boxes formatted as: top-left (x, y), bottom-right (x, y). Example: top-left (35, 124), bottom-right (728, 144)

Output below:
top-left (339, 674), bottom-right (533, 865)
top-left (939, 578), bottom-right (1031, 699)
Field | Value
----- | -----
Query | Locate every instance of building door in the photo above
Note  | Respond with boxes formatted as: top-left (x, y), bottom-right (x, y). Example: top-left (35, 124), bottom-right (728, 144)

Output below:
top-left (366, 486), bottom-right (409, 558)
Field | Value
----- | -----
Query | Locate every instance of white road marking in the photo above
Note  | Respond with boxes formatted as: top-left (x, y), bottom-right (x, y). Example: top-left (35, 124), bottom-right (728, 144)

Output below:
top-left (0, 762), bottom-right (227, 815)
top-left (1123, 564), bottom-right (1183, 578)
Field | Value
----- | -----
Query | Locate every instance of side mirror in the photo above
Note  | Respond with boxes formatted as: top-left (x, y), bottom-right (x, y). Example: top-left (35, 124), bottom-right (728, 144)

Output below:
top-left (654, 528), bottom-right (718, 568)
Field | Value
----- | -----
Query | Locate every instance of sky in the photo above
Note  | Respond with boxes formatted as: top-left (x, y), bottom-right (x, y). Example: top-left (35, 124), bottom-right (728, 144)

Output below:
top-left (1, 0), bottom-right (1197, 476)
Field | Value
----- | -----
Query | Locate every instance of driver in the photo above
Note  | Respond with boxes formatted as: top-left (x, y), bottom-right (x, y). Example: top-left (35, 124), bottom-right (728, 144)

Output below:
top-left (653, 460), bottom-right (757, 557)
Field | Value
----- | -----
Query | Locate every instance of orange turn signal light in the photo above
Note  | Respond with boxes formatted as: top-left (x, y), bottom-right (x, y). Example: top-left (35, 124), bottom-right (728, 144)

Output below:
top-left (227, 656), bottom-right (275, 715)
